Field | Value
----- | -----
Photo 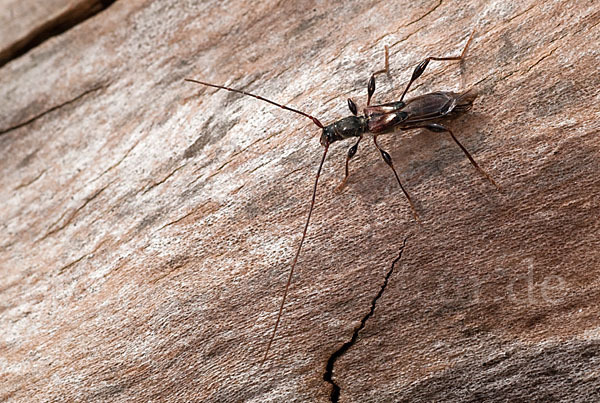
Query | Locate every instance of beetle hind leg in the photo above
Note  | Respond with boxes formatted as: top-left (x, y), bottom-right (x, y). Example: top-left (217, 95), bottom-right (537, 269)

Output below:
top-left (423, 123), bottom-right (500, 190)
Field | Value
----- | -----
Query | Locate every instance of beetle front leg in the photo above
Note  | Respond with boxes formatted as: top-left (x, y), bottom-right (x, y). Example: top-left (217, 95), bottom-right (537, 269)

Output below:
top-left (336, 135), bottom-right (363, 191)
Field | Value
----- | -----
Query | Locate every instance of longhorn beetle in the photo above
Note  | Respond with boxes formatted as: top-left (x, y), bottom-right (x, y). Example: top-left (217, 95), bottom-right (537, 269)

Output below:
top-left (185, 31), bottom-right (499, 364)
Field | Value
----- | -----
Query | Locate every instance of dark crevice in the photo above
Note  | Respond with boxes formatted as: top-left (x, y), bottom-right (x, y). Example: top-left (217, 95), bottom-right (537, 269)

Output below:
top-left (0, 84), bottom-right (106, 136)
top-left (56, 240), bottom-right (105, 275)
top-left (39, 180), bottom-right (113, 242)
top-left (525, 47), bottom-right (558, 74)
top-left (13, 169), bottom-right (46, 191)
top-left (56, 254), bottom-right (87, 275)
top-left (405, 0), bottom-right (443, 27)
top-left (324, 236), bottom-right (410, 402)
top-left (142, 164), bottom-right (186, 195)
top-left (89, 135), bottom-right (144, 185)
top-left (155, 210), bottom-right (196, 233)
top-left (0, 0), bottom-right (118, 68)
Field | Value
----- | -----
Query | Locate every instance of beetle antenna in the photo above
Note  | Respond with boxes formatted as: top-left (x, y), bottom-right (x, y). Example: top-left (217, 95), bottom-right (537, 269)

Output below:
top-left (185, 78), bottom-right (324, 128)
top-left (262, 143), bottom-right (329, 365)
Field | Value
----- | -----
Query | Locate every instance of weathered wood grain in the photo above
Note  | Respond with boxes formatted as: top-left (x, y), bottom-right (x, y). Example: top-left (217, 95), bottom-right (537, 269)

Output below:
top-left (0, 0), bottom-right (114, 67)
top-left (1, 0), bottom-right (599, 402)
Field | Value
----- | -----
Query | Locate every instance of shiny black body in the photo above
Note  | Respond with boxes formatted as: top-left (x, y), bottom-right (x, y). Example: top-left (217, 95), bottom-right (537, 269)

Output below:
top-left (320, 89), bottom-right (477, 146)
top-left (320, 115), bottom-right (368, 145)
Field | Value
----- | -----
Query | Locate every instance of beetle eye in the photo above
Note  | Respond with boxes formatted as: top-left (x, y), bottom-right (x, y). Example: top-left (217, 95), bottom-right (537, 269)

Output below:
top-left (320, 128), bottom-right (333, 146)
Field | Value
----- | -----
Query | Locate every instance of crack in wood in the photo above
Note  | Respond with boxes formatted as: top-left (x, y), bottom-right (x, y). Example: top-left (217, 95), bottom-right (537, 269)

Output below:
top-left (90, 136), bottom-right (144, 185)
top-left (142, 164), bottom-right (186, 195)
top-left (405, 0), bottom-right (443, 28)
top-left (323, 236), bottom-right (410, 402)
top-left (39, 181), bottom-right (113, 242)
top-left (525, 47), bottom-right (558, 74)
top-left (13, 169), bottom-right (47, 191)
top-left (0, 84), bottom-right (107, 136)
top-left (0, 0), bottom-right (118, 67)
top-left (56, 238), bottom-right (107, 275)
top-left (154, 208), bottom-right (198, 233)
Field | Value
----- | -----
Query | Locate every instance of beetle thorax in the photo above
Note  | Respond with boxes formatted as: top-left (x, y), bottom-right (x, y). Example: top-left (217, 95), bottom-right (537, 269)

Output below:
top-left (320, 116), bottom-right (367, 146)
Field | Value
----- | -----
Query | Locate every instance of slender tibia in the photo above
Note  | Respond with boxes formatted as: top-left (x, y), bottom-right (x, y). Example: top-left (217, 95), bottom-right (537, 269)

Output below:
top-left (336, 135), bottom-right (363, 192)
top-left (367, 45), bottom-right (390, 106)
top-left (399, 31), bottom-right (474, 103)
top-left (422, 123), bottom-right (500, 189)
top-left (373, 135), bottom-right (420, 222)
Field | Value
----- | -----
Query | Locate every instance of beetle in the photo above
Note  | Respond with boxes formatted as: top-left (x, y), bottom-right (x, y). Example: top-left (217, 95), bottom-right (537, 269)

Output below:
top-left (185, 31), bottom-right (498, 364)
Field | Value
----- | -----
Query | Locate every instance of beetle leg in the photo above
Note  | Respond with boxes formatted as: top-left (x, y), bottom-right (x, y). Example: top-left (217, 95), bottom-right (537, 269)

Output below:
top-left (336, 135), bottom-right (363, 191)
top-left (421, 123), bottom-right (500, 189)
top-left (367, 45), bottom-right (390, 106)
top-left (399, 31), bottom-right (474, 103)
top-left (373, 135), bottom-right (420, 222)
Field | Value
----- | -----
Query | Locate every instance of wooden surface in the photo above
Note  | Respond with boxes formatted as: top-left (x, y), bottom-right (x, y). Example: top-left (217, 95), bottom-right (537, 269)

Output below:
top-left (0, 0), bottom-right (113, 66)
top-left (1, 0), bottom-right (599, 402)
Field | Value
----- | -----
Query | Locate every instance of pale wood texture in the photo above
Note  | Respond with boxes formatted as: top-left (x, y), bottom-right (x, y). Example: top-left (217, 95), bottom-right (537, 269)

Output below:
top-left (1, 1), bottom-right (599, 402)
